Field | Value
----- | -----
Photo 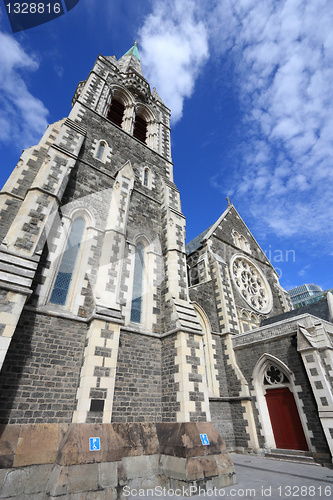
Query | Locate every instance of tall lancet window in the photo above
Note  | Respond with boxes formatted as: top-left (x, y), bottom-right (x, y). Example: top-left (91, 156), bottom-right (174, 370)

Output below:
top-left (143, 168), bottom-right (149, 187)
top-left (130, 242), bottom-right (145, 323)
top-left (96, 142), bottom-right (105, 160)
top-left (50, 217), bottom-right (85, 305)
top-left (107, 98), bottom-right (125, 127)
top-left (133, 115), bottom-right (147, 143)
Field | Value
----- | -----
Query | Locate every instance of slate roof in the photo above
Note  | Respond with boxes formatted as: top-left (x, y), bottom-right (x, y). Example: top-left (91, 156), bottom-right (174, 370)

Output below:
top-left (185, 225), bottom-right (213, 255)
top-left (261, 297), bottom-right (331, 326)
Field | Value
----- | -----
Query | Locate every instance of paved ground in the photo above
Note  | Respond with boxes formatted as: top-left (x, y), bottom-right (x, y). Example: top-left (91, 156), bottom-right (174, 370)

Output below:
top-left (219, 453), bottom-right (333, 499)
top-left (126, 453), bottom-right (333, 499)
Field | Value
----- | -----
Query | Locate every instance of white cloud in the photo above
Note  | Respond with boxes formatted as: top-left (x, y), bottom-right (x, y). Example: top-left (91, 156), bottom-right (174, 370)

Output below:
top-left (138, 1), bottom-right (333, 246)
top-left (0, 31), bottom-right (49, 147)
top-left (205, 0), bottom-right (333, 245)
top-left (139, 0), bottom-right (209, 122)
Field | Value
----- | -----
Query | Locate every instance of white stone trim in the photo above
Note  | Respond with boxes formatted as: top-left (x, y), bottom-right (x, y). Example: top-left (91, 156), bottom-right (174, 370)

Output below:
top-left (233, 313), bottom-right (330, 349)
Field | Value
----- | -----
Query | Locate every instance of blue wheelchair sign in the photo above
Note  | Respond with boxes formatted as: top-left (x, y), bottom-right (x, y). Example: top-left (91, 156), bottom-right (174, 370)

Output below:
top-left (200, 433), bottom-right (210, 446)
top-left (89, 437), bottom-right (101, 451)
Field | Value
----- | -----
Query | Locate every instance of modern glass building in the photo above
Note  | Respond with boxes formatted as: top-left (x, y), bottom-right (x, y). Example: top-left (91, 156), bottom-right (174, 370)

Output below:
top-left (289, 283), bottom-right (325, 308)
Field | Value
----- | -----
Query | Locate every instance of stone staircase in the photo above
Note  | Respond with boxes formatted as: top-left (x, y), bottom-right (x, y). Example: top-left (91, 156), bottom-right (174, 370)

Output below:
top-left (264, 449), bottom-right (321, 466)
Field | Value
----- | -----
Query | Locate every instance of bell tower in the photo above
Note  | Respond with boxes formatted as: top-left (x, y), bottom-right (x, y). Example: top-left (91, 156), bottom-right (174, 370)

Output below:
top-left (72, 41), bottom-right (172, 164)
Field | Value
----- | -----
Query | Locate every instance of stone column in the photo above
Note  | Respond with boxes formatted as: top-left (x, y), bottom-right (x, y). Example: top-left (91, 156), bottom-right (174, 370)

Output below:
top-left (122, 104), bottom-right (135, 134)
top-left (298, 319), bottom-right (333, 460)
top-left (161, 179), bottom-right (210, 422)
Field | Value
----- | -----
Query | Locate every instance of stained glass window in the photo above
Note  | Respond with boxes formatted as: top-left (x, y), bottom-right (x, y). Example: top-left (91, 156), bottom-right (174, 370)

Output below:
top-left (130, 242), bottom-right (145, 323)
top-left (97, 142), bottom-right (105, 160)
top-left (50, 217), bottom-right (85, 306)
top-left (143, 168), bottom-right (149, 186)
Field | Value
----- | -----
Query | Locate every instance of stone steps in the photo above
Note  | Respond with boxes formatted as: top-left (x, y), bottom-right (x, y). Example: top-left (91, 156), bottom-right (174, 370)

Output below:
top-left (264, 449), bottom-right (321, 466)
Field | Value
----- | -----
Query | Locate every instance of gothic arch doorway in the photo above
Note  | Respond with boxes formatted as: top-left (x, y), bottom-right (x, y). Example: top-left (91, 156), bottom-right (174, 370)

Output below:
top-left (253, 355), bottom-right (309, 451)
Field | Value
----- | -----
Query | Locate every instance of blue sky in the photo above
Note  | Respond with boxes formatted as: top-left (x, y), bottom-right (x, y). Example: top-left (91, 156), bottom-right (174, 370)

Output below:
top-left (0, 0), bottom-right (332, 292)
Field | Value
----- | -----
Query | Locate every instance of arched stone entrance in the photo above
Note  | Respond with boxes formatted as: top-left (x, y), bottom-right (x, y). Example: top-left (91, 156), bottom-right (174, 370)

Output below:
top-left (253, 354), bottom-right (311, 451)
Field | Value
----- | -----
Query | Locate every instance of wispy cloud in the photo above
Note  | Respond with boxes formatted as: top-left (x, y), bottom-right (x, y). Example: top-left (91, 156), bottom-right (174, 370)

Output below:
top-left (209, 0), bottom-right (333, 244)
top-left (139, 0), bottom-right (333, 246)
top-left (139, 0), bottom-right (209, 122)
top-left (0, 31), bottom-right (49, 147)
top-left (298, 264), bottom-right (311, 277)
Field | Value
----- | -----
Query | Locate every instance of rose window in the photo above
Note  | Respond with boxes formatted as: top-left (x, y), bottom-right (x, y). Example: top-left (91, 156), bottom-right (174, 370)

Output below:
top-left (231, 256), bottom-right (272, 313)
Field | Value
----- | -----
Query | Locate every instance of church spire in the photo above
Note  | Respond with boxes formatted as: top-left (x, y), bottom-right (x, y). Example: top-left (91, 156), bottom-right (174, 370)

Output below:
top-left (124, 41), bottom-right (140, 61)
top-left (118, 41), bottom-right (143, 76)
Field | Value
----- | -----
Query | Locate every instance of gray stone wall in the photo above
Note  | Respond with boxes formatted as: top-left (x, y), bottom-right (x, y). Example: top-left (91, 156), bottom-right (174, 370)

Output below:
top-left (161, 334), bottom-right (180, 421)
top-left (188, 278), bottom-right (251, 445)
top-left (111, 331), bottom-right (162, 422)
top-left (221, 338), bottom-right (242, 399)
top-left (0, 311), bottom-right (86, 424)
top-left (210, 401), bottom-right (236, 448)
top-left (212, 335), bottom-right (229, 397)
top-left (0, 197), bottom-right (21, 243)
top-left (229, 401), bottom-right (250, 448)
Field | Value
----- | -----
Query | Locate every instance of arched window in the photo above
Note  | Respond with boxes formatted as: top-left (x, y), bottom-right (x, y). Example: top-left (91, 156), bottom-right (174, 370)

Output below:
top-left (232, 230), bottom-right (251, 254)
top-left (130, 242), bottom-right (145, 323)
top-left (143, 168), bottom-right (149, 187)
top-left (133, 114), bottom-right (147, 143)
top-left (50, 217), bottom-right (86, 306)
top-left (238, 309), bottom-right (260, 332)
top-left (232, 230), bottom-right (240, 247)
top-left (107, 98), bottom-right (125, 127)
top-left (96, 142), bottom-right (105, 161)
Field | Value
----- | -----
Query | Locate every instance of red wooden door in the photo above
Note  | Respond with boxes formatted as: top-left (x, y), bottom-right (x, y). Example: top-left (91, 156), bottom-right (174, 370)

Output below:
top-left (265, 387), bottom-right (308, 450)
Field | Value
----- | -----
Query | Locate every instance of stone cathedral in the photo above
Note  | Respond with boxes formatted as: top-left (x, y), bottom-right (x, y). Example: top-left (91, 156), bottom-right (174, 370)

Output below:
top-left (0, 43), bottom-right (333, 498)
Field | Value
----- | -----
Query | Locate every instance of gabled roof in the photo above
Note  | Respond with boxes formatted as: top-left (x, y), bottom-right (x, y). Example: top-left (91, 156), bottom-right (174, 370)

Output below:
top-left (185, 202), bottom-right (272, 269)
top-left (185, 204), bottom-right (233, 255)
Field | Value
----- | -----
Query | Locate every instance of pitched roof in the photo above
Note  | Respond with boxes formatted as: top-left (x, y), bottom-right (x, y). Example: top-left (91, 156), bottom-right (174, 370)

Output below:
top-left (185, 225), bottom-right (213, 255)
top-left (261, 298), bottom-right (331, 325)
top-left (185, 204), bottom-right (234, 255)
